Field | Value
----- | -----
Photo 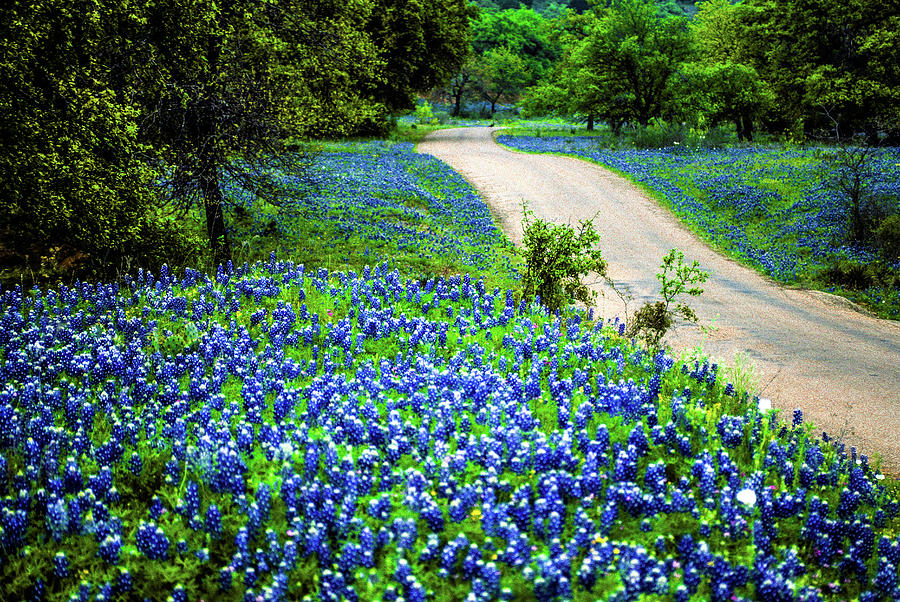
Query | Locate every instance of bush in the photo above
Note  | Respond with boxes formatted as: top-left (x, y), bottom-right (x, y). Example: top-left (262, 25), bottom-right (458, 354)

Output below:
top-left (127, 215), bottom-right (205, 273)
top-left (520, 208), bottom-right (606, 312)
top-left (433, 110), bottom-right (451, 125)
top-left (627, 249), bottom-right (708, 349)
top-left (819, 257), bottom-right (900, 292)
top-left (874, 214), bottom-right (900, 261)
top-left (630, 122), bottom-right (688, 149)
top-left (819, 260), bottom-right (875, 291)
top-left (415, 101), bottom-right (437, 125)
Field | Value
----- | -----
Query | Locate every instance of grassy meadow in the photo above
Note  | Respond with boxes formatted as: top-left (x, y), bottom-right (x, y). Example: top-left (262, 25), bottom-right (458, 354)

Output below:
top-left (1, 138), bottom-right (899, 601)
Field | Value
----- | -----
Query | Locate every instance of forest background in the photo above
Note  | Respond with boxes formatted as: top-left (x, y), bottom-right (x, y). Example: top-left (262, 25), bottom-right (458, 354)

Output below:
top-left (1, 0), bottom-right (898, 285)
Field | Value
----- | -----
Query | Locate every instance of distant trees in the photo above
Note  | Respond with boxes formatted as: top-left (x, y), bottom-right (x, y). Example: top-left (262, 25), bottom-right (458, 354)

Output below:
top-left (364, 0), bottom-right (476, 117)
top-left (514, 0), bottom-right (900, 141)
top-left (476, 46), bottom-right (533, 114)
top-left (439, 5), bottom-right (559, 115)
top-left (680, 0), bottom-right (770, 141)
top-left (735, 0), bottom-right (900, 140)
top-left (525, 0), bottom-right (691, 129)
top-left (577, 0), bottom-right (693, 127)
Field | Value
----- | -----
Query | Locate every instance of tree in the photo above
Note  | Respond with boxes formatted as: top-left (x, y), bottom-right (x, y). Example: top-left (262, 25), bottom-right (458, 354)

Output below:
top-left (132, 0), bottom-right (398, 264)
top-left (574, 0), bottom-right (693, 127)
top-left (522, 9), bottom-right (607, 129)
top-left (858, 15), bottom-right (900, 136)
top-left (445, 59), bottom-right (477, 117)
top-left (363, 0), bottom-right (476, 118)
top-left (823, 142), bottom-right (886, 244)
top-left (0, 0), bottom-right (475, 277)
top-left (476, 46), bottom-right (533, 113)
top-left (0, 0), bottom-right (160, 276)
top-left (680, 62), bottom-right (771, 141)
top-left (684, 0), bottom-right (772, 140)
top-left (471, 6), bottom-right (560, 88)
top-left (737, 0), bottom-right (900, 139)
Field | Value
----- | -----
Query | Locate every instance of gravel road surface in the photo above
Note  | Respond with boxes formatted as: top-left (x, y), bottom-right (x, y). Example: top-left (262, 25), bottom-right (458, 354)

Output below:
top-left (418, 127), bottom-right (900, 475)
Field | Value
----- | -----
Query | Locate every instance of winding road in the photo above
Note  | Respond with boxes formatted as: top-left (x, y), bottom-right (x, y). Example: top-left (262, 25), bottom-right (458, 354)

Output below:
top-left (418, 127), bottom-right (900, 475)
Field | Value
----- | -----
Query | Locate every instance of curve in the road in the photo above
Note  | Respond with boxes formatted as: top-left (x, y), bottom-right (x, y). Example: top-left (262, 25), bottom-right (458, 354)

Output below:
top-left (418, 127), bottom-right (900, 475)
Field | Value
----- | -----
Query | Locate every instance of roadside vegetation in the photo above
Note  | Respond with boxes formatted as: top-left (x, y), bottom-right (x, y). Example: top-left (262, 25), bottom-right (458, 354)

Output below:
top-left (498, 132), bottom-right (900, 320)
top-left (2, 141), bottom-right (899, 600)
top-left (3, 0), bottom-right (900, 600)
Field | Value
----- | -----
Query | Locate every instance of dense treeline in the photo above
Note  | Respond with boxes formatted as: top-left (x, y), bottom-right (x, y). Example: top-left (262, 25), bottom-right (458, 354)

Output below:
top-left (3, 0), bottom-right (898, 284)
top-left (472, 0), bottom-right (699, 16)
top-left (0, 0), bottom-right (473, 278)
top-left (460, 0), bottom-right (899, 143)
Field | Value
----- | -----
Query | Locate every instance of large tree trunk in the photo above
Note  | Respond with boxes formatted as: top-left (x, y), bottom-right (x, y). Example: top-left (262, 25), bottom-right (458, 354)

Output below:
top-left (742, 114), bottom-right (754, 142)
top-left (735, 117), bottom-right (745, 142)
top-left (201, 162), bottom-right (230, 266)
top-left (451, 72), bottom-right (469, 117)
top-left (587, 112), bottom-right (594, 131)
top-left (452, 91), bottom-right (462, 117)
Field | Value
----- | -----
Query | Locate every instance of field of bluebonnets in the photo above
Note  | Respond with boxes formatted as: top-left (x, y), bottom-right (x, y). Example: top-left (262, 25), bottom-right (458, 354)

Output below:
top-left (497, 134), bottom-right (900, 320)
top-left (2, 140), bottom-right (899, 601)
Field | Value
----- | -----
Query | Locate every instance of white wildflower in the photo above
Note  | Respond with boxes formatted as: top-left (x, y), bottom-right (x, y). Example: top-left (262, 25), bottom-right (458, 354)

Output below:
top-left (736, 489), bottom-right (757, 507)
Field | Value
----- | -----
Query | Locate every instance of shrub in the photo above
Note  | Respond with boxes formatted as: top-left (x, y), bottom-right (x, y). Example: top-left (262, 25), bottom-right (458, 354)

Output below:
top-left (874, 214), bottom-right (900, 261)
top-left (415, 101), bottom-right (437, 125)
top-left (819, 257), bottom-right (900, 292)
top-left (127, 215), bottom-right (205, 273)
top-left (520, 208), bottom-right (606, 312)
top-left (819, 260), bottom-right (872, 290)
top-left (627, 249), bottom-right (709, 349)
top-left (630, 122), bottom-right (688, 149)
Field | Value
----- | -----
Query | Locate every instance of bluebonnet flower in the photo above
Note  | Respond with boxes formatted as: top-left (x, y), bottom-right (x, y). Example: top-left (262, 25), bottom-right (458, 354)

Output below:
top-left (98, 534), bottom-right (122, 564)
top-left (135, 521), bottom-right (170, 560)
top-left (46, 496), bottom-right (68, 542)
top-left (53, 551), bottom-right (69, 578)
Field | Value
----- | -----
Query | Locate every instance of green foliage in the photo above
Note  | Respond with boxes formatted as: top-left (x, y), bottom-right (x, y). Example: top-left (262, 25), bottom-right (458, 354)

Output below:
top-left (817, 258), bottom-right (900, 293)
top-left (475, 45), bottom-right (533, 113)
top-left (0, 0), bottom-right (477, 284)
top-left (464, 6), bottom-right (560, 111)
top-left (364, 0), bottom-right (477, 115)
top-left (0, 0), bottom-right (158, 276)
top-left (470, 5), bottom-right (560, 77)
top-left (519, 0), bottom-right (900, 141)
top-left (627, 249), bottom-right (709, 349)
top-left (818, 259), bottom-right (876, 291)
top-left (679, 61), bottom-right (772, 142)
top-left (874, 214), bottom-right (900, 261)
top-left (519, 207), bottom-right (607, 312)
top-left (531, 0), bottom-right (694, 130)
top-left (628, 122), bottom-right (690, 148)
top-left (736, 0), bottom-right (900, 139)
top-left (130, 214), bottom-right (206, 274)
top-left (415, 101), bottom-right (438, 125)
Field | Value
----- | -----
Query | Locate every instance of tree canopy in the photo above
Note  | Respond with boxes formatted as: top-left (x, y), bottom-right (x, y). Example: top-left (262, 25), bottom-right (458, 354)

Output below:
top-left (0, 0), bottom-right (473, 277)
top-left (0, 0), bottom-right (157, 272)
top-left (516, 0), bottom-right (900, 141)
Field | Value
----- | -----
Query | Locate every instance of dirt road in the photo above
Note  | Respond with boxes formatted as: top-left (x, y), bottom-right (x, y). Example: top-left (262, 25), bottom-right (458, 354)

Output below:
top-left (418, 127), bottom-right (900, 475)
